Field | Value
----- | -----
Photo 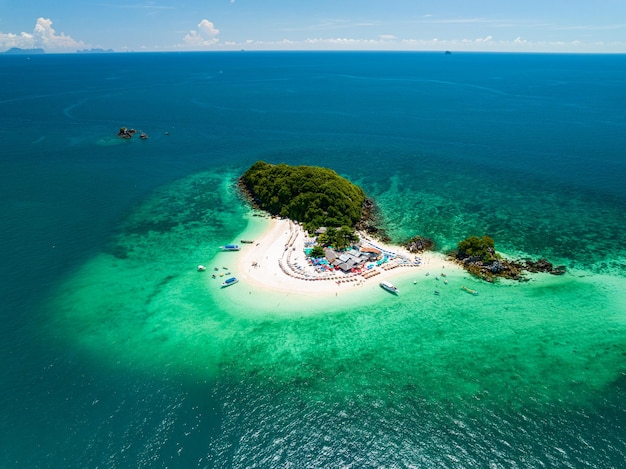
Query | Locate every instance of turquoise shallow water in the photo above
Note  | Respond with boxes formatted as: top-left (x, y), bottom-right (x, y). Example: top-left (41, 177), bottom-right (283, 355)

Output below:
top-left (47, 168), bottom-right (626, 466)
top-left (1, 52), bottom-right (625, 467)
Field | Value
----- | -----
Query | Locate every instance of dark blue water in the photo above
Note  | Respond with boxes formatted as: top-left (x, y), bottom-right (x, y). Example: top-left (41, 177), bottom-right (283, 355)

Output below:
top-left (1, 52), bottom-right (625, 467)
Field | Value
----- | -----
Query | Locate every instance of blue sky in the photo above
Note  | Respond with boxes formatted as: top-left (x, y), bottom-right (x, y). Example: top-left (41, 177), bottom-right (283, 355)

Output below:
top-left (1, 0), bottom-right (626, 53)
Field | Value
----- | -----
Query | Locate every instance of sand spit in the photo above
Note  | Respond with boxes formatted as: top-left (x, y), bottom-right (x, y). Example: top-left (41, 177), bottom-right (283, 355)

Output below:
top-left (231, 217), bottom-right (462, 297)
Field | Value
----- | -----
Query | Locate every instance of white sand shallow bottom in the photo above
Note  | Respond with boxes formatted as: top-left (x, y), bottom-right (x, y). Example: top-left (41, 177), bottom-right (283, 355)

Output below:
top-left (231, 217), bottom-right (463, 299)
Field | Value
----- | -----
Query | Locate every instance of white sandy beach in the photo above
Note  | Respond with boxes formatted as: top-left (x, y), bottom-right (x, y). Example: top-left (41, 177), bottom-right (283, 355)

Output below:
top-left (233, 217), bottom-right (463, 297)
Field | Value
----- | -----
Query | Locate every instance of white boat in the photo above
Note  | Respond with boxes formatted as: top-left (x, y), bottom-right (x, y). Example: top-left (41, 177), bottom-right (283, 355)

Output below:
top-left (197, 265), bottom-right (206, 271)
top-left (380, 281), bottom-right (399, 294)
top-left (221, 277), bottom-right (239, 288)
top-left (220, 244), bottom-right (240, 251)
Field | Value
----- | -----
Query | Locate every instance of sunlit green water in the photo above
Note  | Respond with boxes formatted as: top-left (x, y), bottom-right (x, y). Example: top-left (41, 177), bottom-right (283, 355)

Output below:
top-left (48, 168), bottom-right (626, 414)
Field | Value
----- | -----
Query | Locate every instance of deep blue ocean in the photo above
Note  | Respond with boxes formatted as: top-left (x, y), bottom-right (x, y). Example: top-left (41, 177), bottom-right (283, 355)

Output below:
top-left (1, 51), bottom-right (625, 468)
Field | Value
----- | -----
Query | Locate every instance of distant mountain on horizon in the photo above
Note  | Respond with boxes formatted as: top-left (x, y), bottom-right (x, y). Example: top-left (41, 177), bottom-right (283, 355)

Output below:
top-left (4, 47), bottom-right (45, 55)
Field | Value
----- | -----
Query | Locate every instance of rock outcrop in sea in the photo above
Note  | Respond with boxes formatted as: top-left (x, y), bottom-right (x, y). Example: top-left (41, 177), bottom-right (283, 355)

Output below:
top-left (355, 198), bottom-right (390, 242)
top-left (450, 235), bottom-right (566, 282)
top-left (403, 236), bottom-right (435, 253)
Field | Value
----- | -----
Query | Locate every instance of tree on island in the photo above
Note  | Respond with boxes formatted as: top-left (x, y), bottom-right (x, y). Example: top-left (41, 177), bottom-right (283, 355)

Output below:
top-left (452, 235), bottom-right (508, 281)
top-left (316, 226), bottom-right (359, 251)
top-left (456, 235), bottom-right (499, 263)
top-left (239, 161), bottom-right (366, 234)
top-left (453, 234), bottom-right (565, 282)
top-left (309, 245), bottom-right (326, 258)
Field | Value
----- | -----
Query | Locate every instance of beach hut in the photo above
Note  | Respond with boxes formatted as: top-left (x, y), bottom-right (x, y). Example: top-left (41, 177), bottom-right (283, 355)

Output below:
top-left (324, 248), bottom-right (339, 263)
top-left (359, 246), bottom-right (382, 261)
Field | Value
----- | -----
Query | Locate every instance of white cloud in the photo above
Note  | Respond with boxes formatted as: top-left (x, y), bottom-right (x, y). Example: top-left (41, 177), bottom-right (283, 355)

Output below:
top-left (198, 19), bottom-right (219, 38)
top-left (475, 35), bottom-right (493, 43)
top-left (0, 18), bottom-right (85, 52)
top-left (232, 35), bottom-right (625, 53)
top-left (33, 18), bottom-right (85, 50)
top-left (0, 31), bottom-right (34, 50)
top-left (181, 19), bottom-right (220, 47)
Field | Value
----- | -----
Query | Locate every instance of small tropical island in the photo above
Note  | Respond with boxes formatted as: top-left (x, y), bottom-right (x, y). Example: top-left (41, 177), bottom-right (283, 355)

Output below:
top-left (219, 161), bottom-right (564, 295)
top-left (232, 161), bottom-right (430, 294)
top-left (451, 235), bottom-right (566, 282)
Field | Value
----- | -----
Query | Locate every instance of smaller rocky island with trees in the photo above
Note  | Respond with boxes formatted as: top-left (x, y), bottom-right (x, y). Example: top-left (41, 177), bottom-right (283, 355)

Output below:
top-left (451, 235), bottom-right (566, 282)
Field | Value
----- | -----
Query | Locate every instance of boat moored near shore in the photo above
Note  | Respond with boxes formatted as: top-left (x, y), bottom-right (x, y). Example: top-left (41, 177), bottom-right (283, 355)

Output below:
top-left (462, 285), bottom-right (479, 295)
top-left (221, 277), bottom-right (239, 288)
top-left (220, 244), bottom-right (241, 251)
top-left (380, 281), bottom-right (399, 294)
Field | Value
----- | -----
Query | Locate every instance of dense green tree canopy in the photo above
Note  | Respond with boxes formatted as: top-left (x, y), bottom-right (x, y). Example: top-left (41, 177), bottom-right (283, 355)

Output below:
top-left (240, 161), bottom-right (366, 232)
top-left (316, 226), bottom-right (359, 250)
top-left (456, 235), bottom-right (498, 263)
top-left (309, 245), bottom-right (326, 258)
